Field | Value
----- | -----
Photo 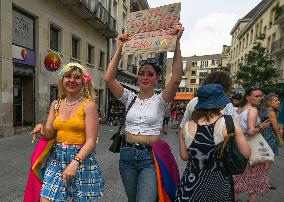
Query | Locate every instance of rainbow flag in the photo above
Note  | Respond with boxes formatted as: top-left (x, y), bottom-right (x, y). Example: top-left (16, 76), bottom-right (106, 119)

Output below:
top-left (24, 139), bottom-right (54, 202)
top-left (152, 140), bottom-right (180, 202)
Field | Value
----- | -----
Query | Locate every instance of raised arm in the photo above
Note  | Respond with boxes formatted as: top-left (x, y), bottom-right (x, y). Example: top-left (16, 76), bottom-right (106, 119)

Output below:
top-left (162, 24), bottom-right (184, 103)
top-left (104, 34), bottom-right (130, 99)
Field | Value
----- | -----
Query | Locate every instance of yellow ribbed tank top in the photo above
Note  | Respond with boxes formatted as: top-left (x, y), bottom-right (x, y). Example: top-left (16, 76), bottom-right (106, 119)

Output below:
top-left (53, 99), bottom-right (90, 144)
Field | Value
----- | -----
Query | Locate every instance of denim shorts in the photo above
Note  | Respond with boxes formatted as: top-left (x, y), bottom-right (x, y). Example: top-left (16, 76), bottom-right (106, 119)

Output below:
top-left (40, 143), bottom-right (105, 202)
top-left (119, 144), bottom-right (157, 202)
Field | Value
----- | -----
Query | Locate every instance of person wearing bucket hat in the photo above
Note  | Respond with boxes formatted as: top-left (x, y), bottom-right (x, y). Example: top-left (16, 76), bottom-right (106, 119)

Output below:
top-left (30, 63), bottom-right (105, 202)
top-left (180, 71), bottom-right (238, 129)
top-left (175, 84), bottom-right (250, 202)
top-left (194, 84), bottom-right (231, 110)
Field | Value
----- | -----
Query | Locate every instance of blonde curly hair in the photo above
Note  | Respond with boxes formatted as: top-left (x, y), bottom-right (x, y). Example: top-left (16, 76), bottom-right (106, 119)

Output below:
top-left (57, 62), bottom-right (95, 100)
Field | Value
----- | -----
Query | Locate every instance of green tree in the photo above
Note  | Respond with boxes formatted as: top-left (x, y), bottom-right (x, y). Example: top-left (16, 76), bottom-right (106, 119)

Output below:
top-left (235, 34), bottom-right (279, 94)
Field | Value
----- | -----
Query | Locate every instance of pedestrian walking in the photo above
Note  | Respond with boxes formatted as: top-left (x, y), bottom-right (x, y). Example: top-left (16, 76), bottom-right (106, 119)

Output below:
top-left (175, 84), bottom-right (250, 202)
top-left (234, 86), bottom-right (271, 202)
top-left (28, 63), bottom-right (105, 202)
top-left (180, 71), bottom-right (238, 129)
top-left (104, 23), bottom-right (184, 202)
top-left (162, 106), bottom-right (171, 134)
top-left (232, 93), bottom-right (243, 108)
top-left (261, 94), bottom-right (284, 189)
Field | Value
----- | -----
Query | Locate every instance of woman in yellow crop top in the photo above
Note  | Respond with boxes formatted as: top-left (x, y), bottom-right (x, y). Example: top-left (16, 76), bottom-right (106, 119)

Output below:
top-left (31, 63), bottom-right (104, 202)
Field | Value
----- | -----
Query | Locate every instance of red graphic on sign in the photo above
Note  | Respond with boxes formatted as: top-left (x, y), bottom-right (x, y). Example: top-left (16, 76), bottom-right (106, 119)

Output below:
top-left (44, 52), bottom-right (62, 72)
top-left (21, 49), bottom-right (28, 60)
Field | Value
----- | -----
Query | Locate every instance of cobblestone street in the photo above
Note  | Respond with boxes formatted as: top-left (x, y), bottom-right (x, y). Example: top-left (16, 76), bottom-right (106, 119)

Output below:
top-left (0, 124), bottom-right (283, 202)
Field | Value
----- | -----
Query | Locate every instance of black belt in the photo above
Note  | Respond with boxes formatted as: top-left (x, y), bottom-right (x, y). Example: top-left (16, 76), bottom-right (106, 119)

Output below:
top-left (125, 142), bottom-right (152, 151)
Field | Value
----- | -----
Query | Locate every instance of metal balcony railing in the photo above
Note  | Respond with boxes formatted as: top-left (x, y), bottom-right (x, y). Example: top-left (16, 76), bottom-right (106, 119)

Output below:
top-left (127, 65), bottom-right (138, 75)
top-left (59, 0), bottom-right (117, 38)
top-left (271, 37), bottom-right (284, 54)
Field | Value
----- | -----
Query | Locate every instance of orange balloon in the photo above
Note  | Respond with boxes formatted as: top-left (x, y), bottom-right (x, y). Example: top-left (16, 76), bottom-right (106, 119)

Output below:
top-left (44, 52), bottom-right (62, 71)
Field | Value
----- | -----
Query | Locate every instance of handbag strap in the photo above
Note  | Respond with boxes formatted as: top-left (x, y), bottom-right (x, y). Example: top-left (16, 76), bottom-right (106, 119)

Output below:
top-left (117, 96), bottom-right (137, 133)
top-left (219, 115), bottom-right (236, 156)
top-left (224, 115), bottom-right (235, 135)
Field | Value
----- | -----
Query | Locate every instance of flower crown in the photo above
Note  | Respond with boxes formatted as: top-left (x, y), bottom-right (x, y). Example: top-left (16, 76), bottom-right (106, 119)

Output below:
top-left (58, 62), bottom-right (91, 83)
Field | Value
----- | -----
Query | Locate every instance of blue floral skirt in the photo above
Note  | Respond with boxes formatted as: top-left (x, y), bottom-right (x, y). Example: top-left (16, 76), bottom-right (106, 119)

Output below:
top-left (40, 143), bottom-right (105, 202)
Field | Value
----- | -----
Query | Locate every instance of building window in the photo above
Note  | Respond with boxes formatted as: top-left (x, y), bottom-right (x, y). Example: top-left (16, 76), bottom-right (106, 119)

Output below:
top-left (267, 36), bottom-right (271, 52)
top-left (199, 72), bottom-right (207, 77)
top-left (191, 70), bottom-right (196, 76)
top-left (182, 71), bottom-right (186, 77)
top-left (263, 25), bottom-right (267, 35)
top-left (50, 24), bottom-right (61, 52)
top-left (190, 79), bottom-right (196, 84)
top-left (250, 29), bottom-right (253, 43)
top-left (201, 60), bottom-right (208, 67)
top-left (185, 88), bottom-right (189, 92)
top-left (49, 85), bottom-right (58, 105)
top-left (72, 35), bottom-right (80, 59)
top-left (192, 61), bottom-right (197, 66)
top-left (190, 88), bottom-right (193, 92)
top-left (99, 50), bottom-right (105, 69)
top-left (182, 61), bottom-right (187, 70)
top-left (87, 44), bottom-right (94, 65)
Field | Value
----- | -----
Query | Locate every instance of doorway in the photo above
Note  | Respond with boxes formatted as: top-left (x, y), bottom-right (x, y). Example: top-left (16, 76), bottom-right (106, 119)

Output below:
top-left (13, 76), bottom-right (34, 126)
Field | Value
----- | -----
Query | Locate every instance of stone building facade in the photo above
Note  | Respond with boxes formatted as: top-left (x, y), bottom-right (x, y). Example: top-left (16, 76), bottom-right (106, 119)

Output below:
top-left (0, 0), bottom-right (119, 137)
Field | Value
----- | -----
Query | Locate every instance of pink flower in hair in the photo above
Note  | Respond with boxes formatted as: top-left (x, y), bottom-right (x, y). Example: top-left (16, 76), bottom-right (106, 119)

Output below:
top-left (84, 74), bottom-right (91, 83)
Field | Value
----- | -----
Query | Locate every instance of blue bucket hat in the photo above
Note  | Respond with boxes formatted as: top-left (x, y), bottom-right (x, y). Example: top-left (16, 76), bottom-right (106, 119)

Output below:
top-left (195, 84), bottom-right (230, 110)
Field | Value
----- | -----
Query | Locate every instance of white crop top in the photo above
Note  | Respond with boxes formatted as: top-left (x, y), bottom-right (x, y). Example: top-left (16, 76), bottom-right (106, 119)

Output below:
top-left (119, 88), bottom-right (168, 135)
top-left (184, 117), bottom-right (226, 149)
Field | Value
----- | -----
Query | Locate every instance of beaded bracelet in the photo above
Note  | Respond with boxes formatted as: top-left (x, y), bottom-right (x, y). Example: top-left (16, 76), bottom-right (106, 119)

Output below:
top-left (73, 156), bottom-right (83, 165)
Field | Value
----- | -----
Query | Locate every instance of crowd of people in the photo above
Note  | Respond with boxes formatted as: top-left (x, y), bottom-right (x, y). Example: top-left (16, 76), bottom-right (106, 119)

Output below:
top-left (25, 23), bottom-right (284, 202)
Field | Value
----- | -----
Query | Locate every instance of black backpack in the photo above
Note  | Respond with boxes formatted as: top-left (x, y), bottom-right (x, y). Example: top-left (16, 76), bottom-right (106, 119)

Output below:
top-left (215, 115), bottom-right (248, 175)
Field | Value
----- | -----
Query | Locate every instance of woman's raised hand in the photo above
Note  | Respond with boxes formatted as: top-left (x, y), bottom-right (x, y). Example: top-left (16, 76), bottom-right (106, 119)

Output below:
top-left (117, 33), bottom-right (131, 49)
top-left (174, 23), bottom-right (184, 40)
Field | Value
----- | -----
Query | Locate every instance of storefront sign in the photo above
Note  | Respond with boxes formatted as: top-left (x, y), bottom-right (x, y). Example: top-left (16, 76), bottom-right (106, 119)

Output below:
top-left (44, 52), bottom-right (62, 72)
top-left (12, 9), bottom-right (34, 50)
top-left (122, 3), bottom-right (181, 54)
top-left (12, 45), bottom-right (36, 66)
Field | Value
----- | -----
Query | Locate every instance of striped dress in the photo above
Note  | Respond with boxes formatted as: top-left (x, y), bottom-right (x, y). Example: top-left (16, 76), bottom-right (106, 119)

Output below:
top-left (175, 118), bottom-right (234, 202)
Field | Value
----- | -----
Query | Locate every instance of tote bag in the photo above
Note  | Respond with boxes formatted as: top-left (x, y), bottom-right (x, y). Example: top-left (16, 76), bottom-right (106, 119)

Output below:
top-left (246, 133), bottom-right (274, 166)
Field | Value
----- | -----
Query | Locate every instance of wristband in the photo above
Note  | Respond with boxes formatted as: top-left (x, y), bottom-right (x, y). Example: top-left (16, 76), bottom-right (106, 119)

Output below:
top-left (74, 156), bottom-right (83, 165)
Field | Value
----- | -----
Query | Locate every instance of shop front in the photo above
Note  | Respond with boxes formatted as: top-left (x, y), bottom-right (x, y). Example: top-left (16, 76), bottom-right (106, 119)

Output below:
top-left (13, 48), bottom-right (35, 127)
top-left (12, 8), bottom-right (35, 127)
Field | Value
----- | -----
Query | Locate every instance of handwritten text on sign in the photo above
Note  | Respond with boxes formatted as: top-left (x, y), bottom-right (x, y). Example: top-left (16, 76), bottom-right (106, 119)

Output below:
top-left (122, 3), bottom-right (181, 54)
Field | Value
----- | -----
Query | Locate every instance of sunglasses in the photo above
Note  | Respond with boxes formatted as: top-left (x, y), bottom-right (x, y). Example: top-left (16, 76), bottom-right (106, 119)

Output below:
top-left (140, 58), bottom-right (159, 66)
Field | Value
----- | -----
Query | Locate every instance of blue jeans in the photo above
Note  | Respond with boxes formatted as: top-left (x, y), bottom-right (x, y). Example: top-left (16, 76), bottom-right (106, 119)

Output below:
top-left (119, 145), bottom-right (157, 202)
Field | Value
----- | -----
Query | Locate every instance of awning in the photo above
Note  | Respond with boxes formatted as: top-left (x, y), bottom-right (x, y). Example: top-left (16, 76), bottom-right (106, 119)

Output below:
top-left (174, 93), bottom-right (194, 100)
top-left (120, 82), bottom-right (140, 92)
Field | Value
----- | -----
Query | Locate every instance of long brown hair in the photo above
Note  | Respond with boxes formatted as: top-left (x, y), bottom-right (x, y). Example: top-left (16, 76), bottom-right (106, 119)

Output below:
top-left (263, 94), bottom-right (279, 109)
top-left (192, 108), bottom-right (222, 122)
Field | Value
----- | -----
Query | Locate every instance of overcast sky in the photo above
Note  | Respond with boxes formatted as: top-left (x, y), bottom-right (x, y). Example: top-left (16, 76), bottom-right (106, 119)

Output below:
top-left (147, 0), bottom-right (262, 57)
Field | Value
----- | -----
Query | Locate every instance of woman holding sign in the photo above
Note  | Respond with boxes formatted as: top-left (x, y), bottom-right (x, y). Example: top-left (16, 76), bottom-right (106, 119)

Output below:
top-left (104, 24), bottom-right (184, 201)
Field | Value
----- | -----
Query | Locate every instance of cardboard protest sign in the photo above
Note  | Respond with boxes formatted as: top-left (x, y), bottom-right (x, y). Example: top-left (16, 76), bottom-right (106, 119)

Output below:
top-left (122, 3), bottom-right (181, 54)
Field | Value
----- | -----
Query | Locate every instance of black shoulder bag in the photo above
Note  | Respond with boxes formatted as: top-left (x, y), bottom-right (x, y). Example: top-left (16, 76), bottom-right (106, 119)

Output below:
top-left (109, 96), bottom-right (137, 153)
top-left (215, 115), bottom-right (248, 175)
